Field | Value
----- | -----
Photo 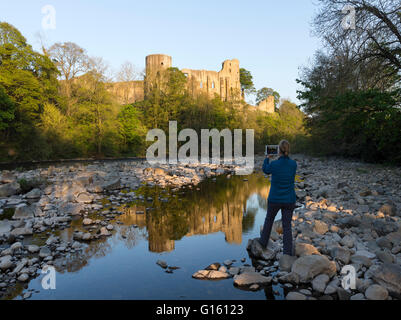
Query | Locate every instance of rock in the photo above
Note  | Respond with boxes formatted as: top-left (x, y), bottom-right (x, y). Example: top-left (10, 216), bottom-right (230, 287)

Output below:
top-left (0, 182), bottom-right (20, 197)
top-left (11, 242), bottom-right (23, 251)
top-left (290, 254), bottom-right (336, 284)
top-left (376, 237), bottom-right (393, 250)
top-left (378, 203), bottom-right (396, 217)
top-left (0, 172), bottom-right (16, 183)
top-left (59, 202), bottom-right (83, 216)
top-left (331, 247), bottom-right (351, 264)
top-left (0, 220), bottom-right (12, 237)
top-left (193, 270), bottom-right (230, 280)
top-left (295, 243), bottom-right (320, 257)
top-left (233, 272), bottom-right (272, 287)
top-left (82, 233), bottom-right (92, 241)
top-left (106, 224), bottom-right (114, 231)
top-left (365, 284), bottom-right (389, 300)
top-left (156, 260), bottom-right (168, 269)
top-left (376, 251), bottom-right (394, 264)
top-left (25, 188), bottom-right (41, 199)
top-left (337, 217), bottom-right (361, 228)
top-left (279, 254), bottom-right (298, 272)
top-left (250, 284), bottom-right (260, 291)
top-left (313, 220), bottom-right (328, 235)
top-left (11, 227), bottom-right (33, 236)
top-left (76, 193), bottom-right (93, 204)
top-left (337, 287), bottom-right (351, 300)
top-left (350, 293), bottom-right (365, 300)
top-left (27, 245), bottom-right (40, 253)
top-left (99, 227), bottom-right (111, 236)
top-left (17, 273), bottom-right (29, 282)
top-left (350, 255), bottom-right (373, 268)
top-left (354, 250), bottom-right (376, 259)
top-left (13, 258), bottom-right (28, 274)
top-left (340, 235), bottom-right (355, 248)
top-left (228, 267), bottom-right (240, 276)
top-left (371, 263), bottom-right (401, 298)
top-left (12, 205), bottom-right (34, 220)
top-left (372, 220), bottom-right (398, 236)
top-left (102, 178), bottom-right (121, 191)
top-left (246, 238), bottom-right (278, 261)
top-left (312, 274), bottom-right (330, 293)
top-left (224, 260), bottom-right (233, 266)
top-left (286, 292), bottom-right (307, 300)
top-left (82, 218), bottom-right (93, 226)
top-left (205, 263), bottom-right (221, 271)
top-left (39, 247), bottom-right (51, 259)
top-left (0, 255), bottom-right (14, 270)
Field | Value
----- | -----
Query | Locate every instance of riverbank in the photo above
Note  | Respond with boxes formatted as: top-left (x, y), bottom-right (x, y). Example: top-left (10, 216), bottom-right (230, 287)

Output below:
top-left (0, 155), bottom-right (400, 300)
top-left (0, 160), bottom-right (239, 298)
top-left (240, 155), bottom-right (401, 300)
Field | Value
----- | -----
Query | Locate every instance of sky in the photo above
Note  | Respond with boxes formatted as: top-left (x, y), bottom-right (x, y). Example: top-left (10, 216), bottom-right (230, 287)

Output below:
top-left (0, 0), bottom-right (323, 104)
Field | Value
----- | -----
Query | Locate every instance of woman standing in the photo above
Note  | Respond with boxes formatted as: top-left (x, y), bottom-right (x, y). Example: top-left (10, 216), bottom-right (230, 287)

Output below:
top-left (259, 140), bottom-right (297, 256)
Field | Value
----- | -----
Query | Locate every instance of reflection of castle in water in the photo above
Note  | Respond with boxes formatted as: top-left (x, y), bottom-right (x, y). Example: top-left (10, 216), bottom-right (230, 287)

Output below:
top-left (119, 175), bottom-right (270, 253)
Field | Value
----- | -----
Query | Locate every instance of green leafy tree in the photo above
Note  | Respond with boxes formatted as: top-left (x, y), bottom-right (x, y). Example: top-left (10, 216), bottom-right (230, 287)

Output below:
top-left (0, 84), bottom-right (15, 131)
top-left (239, 68), bottom-right (255, 98)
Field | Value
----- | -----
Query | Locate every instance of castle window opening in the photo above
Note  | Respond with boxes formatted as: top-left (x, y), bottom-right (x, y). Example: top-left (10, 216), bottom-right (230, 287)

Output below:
top-left (212, 81), bottom-right (215, 89)
top-left (200, 81), bottom-right (203, 88)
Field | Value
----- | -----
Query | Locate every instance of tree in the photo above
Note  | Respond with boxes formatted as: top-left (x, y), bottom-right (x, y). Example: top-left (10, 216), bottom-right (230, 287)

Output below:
top-left (256, 87), bottom-right (281, 109)
top-left (48, 42), bottom-right (89, 114)
top-left (239, 68), bottom-right (255, 98)
top-left (0, 22), bottom-right (59, 159)
top-left (0, 84), bottom-right (15, 133)
top-left (313, 0), bottom-right (401, 76)
top-left (117, 104), bottom-right (147, 155)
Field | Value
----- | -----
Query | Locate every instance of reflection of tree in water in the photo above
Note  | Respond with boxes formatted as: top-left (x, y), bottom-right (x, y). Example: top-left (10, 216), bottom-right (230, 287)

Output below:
top-left (126, 173), bottom-right (270, 252)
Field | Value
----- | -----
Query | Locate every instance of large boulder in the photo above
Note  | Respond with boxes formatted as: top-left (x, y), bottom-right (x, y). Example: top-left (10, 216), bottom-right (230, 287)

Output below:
top-left (0, 255), bottom-right (14, 270)
top-left (246, 238), bottom-right (278, 261)
top-left (290, 254), bottom-right (337, 284)
top-left (12, 205), bottom-right (34, 220)
top-left (0, 182), bottom-right (20, 197)
top-left (295, 243), bottom-right (321, 257)
top-left (371, 263), bottom-right (401, 298)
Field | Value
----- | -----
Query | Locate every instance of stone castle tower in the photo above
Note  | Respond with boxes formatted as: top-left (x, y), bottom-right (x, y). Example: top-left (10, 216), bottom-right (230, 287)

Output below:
top-left (107, 54), bottom-right (274, 113)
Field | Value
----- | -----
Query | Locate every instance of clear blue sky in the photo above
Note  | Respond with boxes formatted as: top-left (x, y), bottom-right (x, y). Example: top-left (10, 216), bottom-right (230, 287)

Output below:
top-left (0, 0), bottom-right (322, 104)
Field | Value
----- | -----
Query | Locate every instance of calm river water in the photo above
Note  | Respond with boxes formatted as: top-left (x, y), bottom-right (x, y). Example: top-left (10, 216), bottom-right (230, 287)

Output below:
top-left (9, 173), bottom-right (288, 300)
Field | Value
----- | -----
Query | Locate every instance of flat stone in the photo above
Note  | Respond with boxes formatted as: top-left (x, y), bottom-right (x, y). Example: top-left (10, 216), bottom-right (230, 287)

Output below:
top-left (233, 272), bottom-right (272, 287)
top-left (12, 205), bottom-right (34, 220)
top-left (286, 292), bottom-right (307, 300)
top-left (193, 270), bottom-right (230, 280)
top-left (365, 284), bottom-right (389, 300)
top-left (371, 263), bottom-right (401, 298)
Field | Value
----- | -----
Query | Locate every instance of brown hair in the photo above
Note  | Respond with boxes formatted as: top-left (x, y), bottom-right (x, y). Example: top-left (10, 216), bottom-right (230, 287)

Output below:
top-left (279, 140), bottom-right (290, 156)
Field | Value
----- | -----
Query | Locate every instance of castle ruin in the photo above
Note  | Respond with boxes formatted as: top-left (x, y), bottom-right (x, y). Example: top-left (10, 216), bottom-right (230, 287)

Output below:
top-left (107, 54), bottom-right (274, 113)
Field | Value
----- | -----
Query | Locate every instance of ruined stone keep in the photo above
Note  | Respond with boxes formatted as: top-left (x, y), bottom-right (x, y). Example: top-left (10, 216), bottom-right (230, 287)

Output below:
top-left (107, 54), bottom-right (274, 113)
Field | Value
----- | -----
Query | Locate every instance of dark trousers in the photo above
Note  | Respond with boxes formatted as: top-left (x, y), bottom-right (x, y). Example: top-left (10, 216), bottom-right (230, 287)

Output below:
top-left (260, 202), bottom-right (295, 256)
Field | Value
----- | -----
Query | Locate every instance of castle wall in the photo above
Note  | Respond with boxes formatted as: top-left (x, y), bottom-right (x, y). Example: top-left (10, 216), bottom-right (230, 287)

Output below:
top-left (257, 96), bottom-right (275, 114)
top-left (106, 54), bottom-right (274, 113)
top-left (182, 59), bottom-right (241, 101)
top-left (106, 80), bottom-right (145, 104)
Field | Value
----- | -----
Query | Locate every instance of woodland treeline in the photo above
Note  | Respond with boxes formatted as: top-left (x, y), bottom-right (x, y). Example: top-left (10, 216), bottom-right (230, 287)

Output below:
top-left (0, 22), bottom-right (304, 162)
